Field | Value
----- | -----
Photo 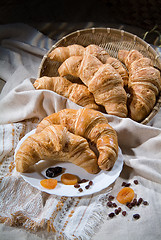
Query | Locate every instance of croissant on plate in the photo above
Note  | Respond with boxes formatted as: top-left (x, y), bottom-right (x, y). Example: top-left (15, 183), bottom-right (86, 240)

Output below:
top-left (36, 108), bottom-right (119, 170)
top-left (118, 49), bottom-right (161, 122)
top-left (33, 76), bottom-right (101, 110)
top-left (15, 124), bottom-right (99, 174)
top-left (58, 54), bottom-right (128, 117)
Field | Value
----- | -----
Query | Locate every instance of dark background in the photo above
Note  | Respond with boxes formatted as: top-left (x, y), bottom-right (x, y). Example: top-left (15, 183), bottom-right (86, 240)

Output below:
top-left (0, 0), bottom-right (161, 45)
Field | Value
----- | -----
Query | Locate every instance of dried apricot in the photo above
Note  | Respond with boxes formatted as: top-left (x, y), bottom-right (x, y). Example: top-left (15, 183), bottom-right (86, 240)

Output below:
top-left (116, 187), bottom-right (135, 204)
top-left (61, 173), bottom-right (79, 185)
top-left (40, 179), bottom-right (57, 189)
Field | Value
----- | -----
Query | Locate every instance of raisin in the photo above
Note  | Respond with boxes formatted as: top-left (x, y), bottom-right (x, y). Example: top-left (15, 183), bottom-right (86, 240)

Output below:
top-left (137, 198), bottom-right (143, 206)
top-left (125, 183), bottom-right (131, 187)
top-left (108, 195), bottom-right (114, 201)
top-left (89, 181), bottom-right (93, 185)
top-left (133, 214), bottom-right (140, 220)
top-left (143, 201), bottom-right (149, 205)
top-left (74, 183), bottom-right (80, 188)
top-left (46, 166), bottom-right (62, 178)
top-left (107, 201), bottom-right (113, 207)
top-left (115, 209), bottom-right (120, 215)
top-left (117, 207), bottom-right (122, 212)
top-left (79, 179), bottom-right (88, 183)
top-left (108, 212), bottom-right (115, 218)
top-left (112, 203), bottom-right (117, 208)
top-left (122, 211), bottom-right (127, 216)
top-left (122, 182), bottom-right (127, 186)
top-left (85, 185), bottom-right (90, 189)
top-left (134, 180), bottom-right (139, 185)
top-left (78, 188), bottom-right (83, 192)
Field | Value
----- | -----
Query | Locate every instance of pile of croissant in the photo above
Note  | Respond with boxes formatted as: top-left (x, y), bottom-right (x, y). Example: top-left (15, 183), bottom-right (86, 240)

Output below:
top-left (34, 44), bottom-right (161, 122)
top-left (15, 108), bottom-right (118, 174)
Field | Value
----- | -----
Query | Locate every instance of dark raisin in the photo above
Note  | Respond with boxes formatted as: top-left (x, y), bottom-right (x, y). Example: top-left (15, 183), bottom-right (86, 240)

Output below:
top-left (133, 214), bottom-right (140, 220)
top-left (117, 207), bottom-right (122, 212)
top-left (134, 180), bottom-right (139, 185)
top-left (112, 203), bottom-right (117, 208)
top-left (108, 195), bottom-right (114, 201)
top-left (126, 203), bottom-right (133, 209)
top-left (143, 201), bottom-right (149, 205)
top-left (125, 183), bottom-right (131, 187)
top-left (137, 198), bottom-right (143, 206)
top-left (85, 185), bottom-right (90, 189)
top-left (108, 212), bottom-right (115, 218)
top-left (115, 209), bottom-right (120, 215)
top-left (122, 182), bottom-right (127, 186)
top-left (78, 188), bottom-right (83, 192)
top-left (79, 179), bottom-right (88, 183)
top-left (46, 166), bottom-right (62, 178)
top-left (122, 211), bottom-right (127, 216)
top-left (107, 201), bottom-right (113, 207)
top-left (74, 183), bottom-right (80, 188)
top-left (131, 198), bottom-right (137, 206)
top-left (89, 181), bottom-right (93, 185)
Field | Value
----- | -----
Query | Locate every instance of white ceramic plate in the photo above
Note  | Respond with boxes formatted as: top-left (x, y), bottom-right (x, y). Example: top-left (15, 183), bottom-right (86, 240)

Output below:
top-left (14, 129), bottom-right (124, 197)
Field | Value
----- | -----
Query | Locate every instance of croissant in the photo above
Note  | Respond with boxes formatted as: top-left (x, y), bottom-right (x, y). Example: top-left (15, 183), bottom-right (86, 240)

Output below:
top-left (118, 49), bottom-right (161, 122)
top-left (105, 57), bottom-right (129, 88)
top-left (15, 124), bottom-right (99, 174)
top-left (48, 44), bottom-right (110, 63)
top-left (58, 54), bottom-right (128, 117)
top-left (33, 76), bottom-right (100, 110)
top-left (36, 108), bottom-right (119, 171)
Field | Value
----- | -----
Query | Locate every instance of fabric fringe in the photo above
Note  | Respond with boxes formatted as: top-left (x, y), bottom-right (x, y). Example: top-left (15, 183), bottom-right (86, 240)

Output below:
top-left (0, 211), bottom-right (56, 233)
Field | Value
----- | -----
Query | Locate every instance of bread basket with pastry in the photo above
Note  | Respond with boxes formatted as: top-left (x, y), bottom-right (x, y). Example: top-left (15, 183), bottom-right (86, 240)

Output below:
top-left (37, 27), bottom-right (161, 124)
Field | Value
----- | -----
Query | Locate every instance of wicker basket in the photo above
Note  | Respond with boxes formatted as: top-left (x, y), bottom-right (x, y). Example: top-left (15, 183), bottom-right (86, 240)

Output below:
top-left (38, 27), bottom-right (161, 124)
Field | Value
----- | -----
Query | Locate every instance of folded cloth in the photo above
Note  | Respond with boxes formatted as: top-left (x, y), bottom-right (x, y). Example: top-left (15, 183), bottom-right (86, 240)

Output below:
top-left (0, 23), bottom-right (161, 240)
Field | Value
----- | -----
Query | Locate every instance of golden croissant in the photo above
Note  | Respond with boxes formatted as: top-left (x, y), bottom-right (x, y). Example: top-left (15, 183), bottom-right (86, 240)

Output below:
top-left (48, 44), bottom-right (128, 85)
top-left (48, 44), bottom-right (110, 63)
top-left (58, 54), bottom-right (128, 117)
top-left (15, 124), bottom-right (99, 174)
top-left (36, 108), bottom-right (119, 171)
top-left (33, 76), bottom-right (100, 110)
top-left (118, 49), bottom-right (161, 122)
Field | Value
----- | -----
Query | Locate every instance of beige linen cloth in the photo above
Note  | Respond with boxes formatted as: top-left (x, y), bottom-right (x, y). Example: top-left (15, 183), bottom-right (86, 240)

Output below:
top-left (0, 23), bottom-right (161, 240)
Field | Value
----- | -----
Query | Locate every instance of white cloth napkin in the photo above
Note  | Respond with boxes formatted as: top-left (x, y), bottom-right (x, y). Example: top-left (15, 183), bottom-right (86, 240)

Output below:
top-left (0, 23), bottom-right (161, 240)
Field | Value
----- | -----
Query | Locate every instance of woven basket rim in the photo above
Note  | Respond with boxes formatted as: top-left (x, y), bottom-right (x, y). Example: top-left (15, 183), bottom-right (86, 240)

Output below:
top-left (38, 27), bottom-right (161, 124)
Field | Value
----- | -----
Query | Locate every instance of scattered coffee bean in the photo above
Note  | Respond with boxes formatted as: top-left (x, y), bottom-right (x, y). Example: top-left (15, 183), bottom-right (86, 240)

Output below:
top-left (134, 180), bottom-right (139, 185)
top-left (122, 211), bottom-right (127, 216)
top-left (108, 212), bottom-right (115, 218)
top-left (133, 214), bottom-right (140, 220)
